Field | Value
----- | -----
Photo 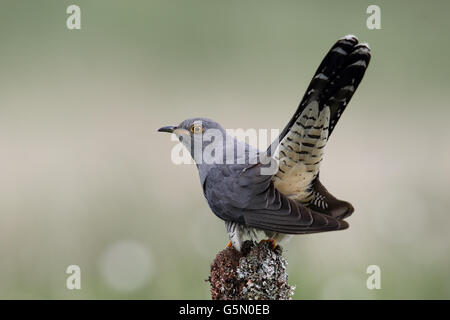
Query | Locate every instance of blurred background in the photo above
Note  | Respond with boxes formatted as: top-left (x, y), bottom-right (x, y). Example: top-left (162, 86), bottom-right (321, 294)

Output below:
top-left (0, 0), bottom-right (449, 299)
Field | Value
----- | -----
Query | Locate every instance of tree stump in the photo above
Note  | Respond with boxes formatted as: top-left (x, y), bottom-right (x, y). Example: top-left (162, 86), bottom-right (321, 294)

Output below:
top-left (209, 241), bottom-right (295, 300)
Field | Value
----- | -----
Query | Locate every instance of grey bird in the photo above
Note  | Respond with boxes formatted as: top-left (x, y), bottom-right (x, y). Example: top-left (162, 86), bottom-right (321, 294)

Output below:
top-left (158, 35), bottom-right (371, 251)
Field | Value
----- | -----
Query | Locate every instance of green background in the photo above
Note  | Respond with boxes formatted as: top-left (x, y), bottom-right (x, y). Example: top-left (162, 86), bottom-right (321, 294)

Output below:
top-left (0, 0), bottom-right (449, 299)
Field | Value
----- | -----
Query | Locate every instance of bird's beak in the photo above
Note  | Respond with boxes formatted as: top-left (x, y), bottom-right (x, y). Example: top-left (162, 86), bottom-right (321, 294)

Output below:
top-left (158, 126), bottom-right (191, 136)
top-left (158, 125), bottom-right (177, 133)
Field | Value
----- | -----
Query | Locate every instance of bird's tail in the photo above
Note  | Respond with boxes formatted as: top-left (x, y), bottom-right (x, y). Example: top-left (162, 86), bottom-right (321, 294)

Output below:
top-left (267, 35), bottom-right (371, 156)
top-left (298, 35), bottom-right (371, 137)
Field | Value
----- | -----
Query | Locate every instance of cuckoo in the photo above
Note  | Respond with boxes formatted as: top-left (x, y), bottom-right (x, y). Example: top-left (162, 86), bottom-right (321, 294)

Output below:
top-left (158, 35), bottom-right (371, 251)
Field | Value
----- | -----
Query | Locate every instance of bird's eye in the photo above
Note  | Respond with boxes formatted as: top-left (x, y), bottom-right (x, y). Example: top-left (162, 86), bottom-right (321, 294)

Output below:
top-left (190, 124), bottom-right (204, 134)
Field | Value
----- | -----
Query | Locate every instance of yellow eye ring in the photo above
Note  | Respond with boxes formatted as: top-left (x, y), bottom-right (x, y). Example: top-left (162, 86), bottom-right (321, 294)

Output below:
top-left (190, 124), bottom-right (204, 134)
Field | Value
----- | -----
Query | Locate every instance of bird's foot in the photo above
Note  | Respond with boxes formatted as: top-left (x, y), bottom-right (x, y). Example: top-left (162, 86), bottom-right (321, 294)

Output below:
top-left (259, 238), bottom-right (279, 250)
top-left (226, 241), bottom-right (233, 248)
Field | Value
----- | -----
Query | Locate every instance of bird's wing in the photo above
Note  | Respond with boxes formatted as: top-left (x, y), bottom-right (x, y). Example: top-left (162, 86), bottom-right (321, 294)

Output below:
top-left (267, 35), bottom-right (370, 205)
top-left (204, 163), bottom-right (348, 234)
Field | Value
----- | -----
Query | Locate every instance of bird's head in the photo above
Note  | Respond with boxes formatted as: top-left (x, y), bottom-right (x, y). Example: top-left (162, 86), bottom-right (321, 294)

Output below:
top-left (158, 118), bottom-right (227, 164)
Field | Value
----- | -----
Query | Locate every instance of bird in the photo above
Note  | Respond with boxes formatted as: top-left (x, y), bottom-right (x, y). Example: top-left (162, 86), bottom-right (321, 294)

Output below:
top-left (158, 35), bottom-right (371, 251)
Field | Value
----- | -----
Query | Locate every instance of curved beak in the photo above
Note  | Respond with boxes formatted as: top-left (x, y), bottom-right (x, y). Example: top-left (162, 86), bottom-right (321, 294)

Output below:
top-left (158, 125), bottom-right (177, 133)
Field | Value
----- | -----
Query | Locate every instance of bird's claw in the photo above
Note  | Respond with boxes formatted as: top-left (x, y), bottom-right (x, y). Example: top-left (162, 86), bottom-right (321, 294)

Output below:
top-left (258, 238), bottom-right (279, 250)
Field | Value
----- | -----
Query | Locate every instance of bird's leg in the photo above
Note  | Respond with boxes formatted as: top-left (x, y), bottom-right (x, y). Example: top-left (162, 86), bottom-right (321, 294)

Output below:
top-left (225, 221), bottom-right (244, 251)
top-left (259, 238), bottom-right (278, 250)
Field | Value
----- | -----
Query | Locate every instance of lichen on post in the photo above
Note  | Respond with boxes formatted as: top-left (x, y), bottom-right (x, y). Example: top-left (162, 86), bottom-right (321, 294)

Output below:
top-left (209, 241), bottom-right (295, 300)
